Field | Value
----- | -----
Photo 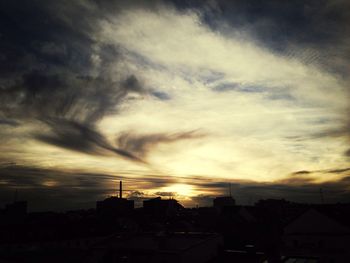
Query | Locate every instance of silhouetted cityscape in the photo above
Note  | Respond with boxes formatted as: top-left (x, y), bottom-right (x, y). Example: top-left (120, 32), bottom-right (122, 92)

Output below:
top-left (1, 181), bottom-right (350, 263)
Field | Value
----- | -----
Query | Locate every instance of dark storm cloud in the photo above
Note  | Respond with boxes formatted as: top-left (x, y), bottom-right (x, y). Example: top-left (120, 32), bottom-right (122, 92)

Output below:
top-left (172, 0), bottom-right (350, 56)
top-left (0, 0), bottom-right (157, 161)
top-left (1, 0), bottom-right (349, 155)
top-left (1, 72), bottom-right (144, 123)
top-left (1, 0), bottom-right (349, 118)
top-left (34, 118), bottom-right (144, 162)
top-left (116, 131), bottom-right (204, 158)
top-left (0, 119), bottom-right (20, 127)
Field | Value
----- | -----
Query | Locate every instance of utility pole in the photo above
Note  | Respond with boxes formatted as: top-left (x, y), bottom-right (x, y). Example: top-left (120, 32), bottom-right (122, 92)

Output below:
top-left (119, 181), bottom-right (123, 199)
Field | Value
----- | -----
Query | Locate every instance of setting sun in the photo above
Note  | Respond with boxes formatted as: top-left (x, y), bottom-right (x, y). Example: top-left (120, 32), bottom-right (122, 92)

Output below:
top-left (158, 184), bottom-right (195, 197)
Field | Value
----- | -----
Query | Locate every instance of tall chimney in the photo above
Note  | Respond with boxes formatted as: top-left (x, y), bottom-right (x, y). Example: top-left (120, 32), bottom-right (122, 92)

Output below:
top-left (119, 181), bottom-right (122, 199)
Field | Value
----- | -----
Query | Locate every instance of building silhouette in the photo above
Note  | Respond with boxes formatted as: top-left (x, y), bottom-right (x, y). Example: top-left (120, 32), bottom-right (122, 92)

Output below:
top-left (283, 208), bottom-right (350, 262)
top-left (96, 181), bottom-right (134, 217)
top-left (88, 232), bottom-right (222, 263)
top-left (143, 197), bottom-right (184, 217)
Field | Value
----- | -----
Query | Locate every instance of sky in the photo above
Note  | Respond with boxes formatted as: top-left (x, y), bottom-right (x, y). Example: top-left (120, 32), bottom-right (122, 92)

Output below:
top-left (0, 0), bottom-right (350, 211)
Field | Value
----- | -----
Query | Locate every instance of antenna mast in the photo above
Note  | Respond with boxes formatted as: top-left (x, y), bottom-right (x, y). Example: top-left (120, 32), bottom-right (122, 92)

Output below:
top-left (119, 181), bottom-right (123, 199)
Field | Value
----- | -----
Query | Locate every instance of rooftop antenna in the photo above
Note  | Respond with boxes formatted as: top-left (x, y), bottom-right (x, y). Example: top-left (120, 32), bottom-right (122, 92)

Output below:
top-left (119, 181), bottom-right (123, 199)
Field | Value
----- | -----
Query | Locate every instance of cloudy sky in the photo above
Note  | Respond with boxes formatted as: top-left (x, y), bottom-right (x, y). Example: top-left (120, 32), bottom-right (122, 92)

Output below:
top-left (1, 0), bottom-right (350, 211)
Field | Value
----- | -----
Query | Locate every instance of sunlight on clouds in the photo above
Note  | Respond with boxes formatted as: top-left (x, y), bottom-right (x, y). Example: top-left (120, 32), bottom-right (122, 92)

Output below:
top-left (2, 5), bottom-right (348, 194)
top-left (100, 8), bottom-right (347, 109)
top-left (96, 7), bottom-right (350, 183)
top-left (160, 183), bottom-right (194, 196)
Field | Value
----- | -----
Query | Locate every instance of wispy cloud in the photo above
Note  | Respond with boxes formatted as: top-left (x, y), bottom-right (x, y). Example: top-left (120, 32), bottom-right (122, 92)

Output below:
top-left (116, 130), bottom-right (204, 159)
top-left (34, 118), bottom-right (144, 163)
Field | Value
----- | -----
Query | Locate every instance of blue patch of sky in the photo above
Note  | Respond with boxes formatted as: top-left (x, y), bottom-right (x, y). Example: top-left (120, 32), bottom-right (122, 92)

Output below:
top-left (266, 92), bottom-right (296, 102)
top-left (180, 72), bottom-right (196, 85)
top-left (125, 49), bottom-right (168, 72)
top-left (310, 117), bottom-right (333, 125)
top-left (212, 82), bottom-right (306, 108)
top-left (172, 0), bottom-right (341, 59)
top-left (152, 91), bottom-right (171, 101)
top-left (200, 70), bottom-right (225, 85)
top-left (212, 82), bottom-right (266, 93)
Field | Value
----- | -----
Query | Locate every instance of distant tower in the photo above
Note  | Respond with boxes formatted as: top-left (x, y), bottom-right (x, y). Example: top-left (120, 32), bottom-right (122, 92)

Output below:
top-left (212, 182), bottom-right (236, 212)
top-left (119, 181), bottom-right (123, 199)
top-left (96, 180), bottom-right (134, 217)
